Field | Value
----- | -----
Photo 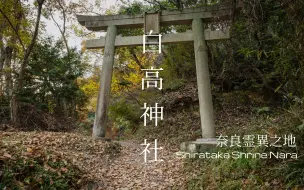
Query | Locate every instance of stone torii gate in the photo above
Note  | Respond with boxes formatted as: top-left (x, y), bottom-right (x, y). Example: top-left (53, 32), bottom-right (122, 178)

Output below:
top-left (76, 3), bottom-right (234, 140)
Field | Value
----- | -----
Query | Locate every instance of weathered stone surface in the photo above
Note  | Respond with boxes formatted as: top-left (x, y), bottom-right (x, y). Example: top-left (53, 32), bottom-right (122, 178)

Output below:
top-left (76, 4), bottom-right (238, 31)
top-left (180, 138), bottom-right (218, 153)
top-left (85, 28), bottom-right (230, 49)
top-left (144, 12), bottom-right (160, 34)
top-left (92, 25), bottom-right (117, 139)
top-left (193, 18), bottom-right (216, 138)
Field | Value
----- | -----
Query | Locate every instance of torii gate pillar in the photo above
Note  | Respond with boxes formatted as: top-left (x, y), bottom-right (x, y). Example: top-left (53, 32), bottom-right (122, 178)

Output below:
top-left (93, 25), bottom-right (117, 139)
top-left (192, 18), bottom-right (215, 138)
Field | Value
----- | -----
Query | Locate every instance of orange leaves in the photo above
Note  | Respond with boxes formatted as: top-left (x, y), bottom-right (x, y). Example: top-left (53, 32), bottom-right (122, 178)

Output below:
top-left (81, 40), bottom-right (86, 53)
top-left (27, 147), bottom-right (33, 153)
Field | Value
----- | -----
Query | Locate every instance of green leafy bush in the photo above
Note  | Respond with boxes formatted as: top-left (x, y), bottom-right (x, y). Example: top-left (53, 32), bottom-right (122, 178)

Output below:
top-left (109, 98), bottom-right (141, 130)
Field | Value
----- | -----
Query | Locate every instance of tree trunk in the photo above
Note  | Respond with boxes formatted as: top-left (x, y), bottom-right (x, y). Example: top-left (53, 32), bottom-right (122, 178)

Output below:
top-left (0, 1), bottom-right (8, 96)
top-left (10, 0), bottom-right (45, 124)
top-left (71, 98), bottom-right (76, 118)
top-left (62, 98), bottom-right (68, 117)
top-left (4, 46), bottom-right (13, 96)
top-left (0, 34), bottom-right (5, 73)
top-left (10, 94), bottom-right (18, 123)
top-left (0, 33), bottom-right (5, 96)
top-left (47, 0), bottom-right (70, 56)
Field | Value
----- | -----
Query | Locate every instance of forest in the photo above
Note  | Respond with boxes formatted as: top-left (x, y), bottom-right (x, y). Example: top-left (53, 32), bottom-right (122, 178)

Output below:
top-left (0, 0), bottom-right (304, 189)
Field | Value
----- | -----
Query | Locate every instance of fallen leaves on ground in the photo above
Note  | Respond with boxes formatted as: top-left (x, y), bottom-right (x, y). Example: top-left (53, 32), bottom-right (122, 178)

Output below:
top-left (0, 131), bottom-right (191, 189)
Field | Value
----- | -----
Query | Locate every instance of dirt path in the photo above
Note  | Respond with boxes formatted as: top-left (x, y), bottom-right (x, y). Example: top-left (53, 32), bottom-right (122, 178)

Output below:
top-left (100, 140), bottom-right (186, 189)
top-left (0, 132), bottom-right (188, 189)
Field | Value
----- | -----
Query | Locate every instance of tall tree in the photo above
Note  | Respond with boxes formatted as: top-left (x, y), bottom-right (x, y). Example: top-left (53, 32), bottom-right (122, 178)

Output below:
top-left (0, 0), bottom-right (46, 124)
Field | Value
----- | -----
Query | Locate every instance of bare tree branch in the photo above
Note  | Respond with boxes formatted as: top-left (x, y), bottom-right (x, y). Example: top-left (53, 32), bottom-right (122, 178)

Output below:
top-left (130, 48), bottom-right (144, 69)
top-left (0, 23), bottom-right (6, 73)
top-left (79, 31), bottom-right (94, 37)
top-left (72, 3), bottom-right (104, 16)
top-left (0, 7), bottom-right (25, 51)
top-left (143, 0), bottom-right (168, 10)
top-left (17, 0), bottom-right (45, 89)
top-left (124, 88), bottom-right (141, 105)
top-left (47, 2), bottom-right (70, 56)
top-left (11, 0), bottom-right (46, 124)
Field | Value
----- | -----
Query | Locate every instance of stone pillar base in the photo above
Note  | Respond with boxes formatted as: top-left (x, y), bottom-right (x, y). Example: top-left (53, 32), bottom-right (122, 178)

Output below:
top-left (180, 138), bottom-right (218, 153)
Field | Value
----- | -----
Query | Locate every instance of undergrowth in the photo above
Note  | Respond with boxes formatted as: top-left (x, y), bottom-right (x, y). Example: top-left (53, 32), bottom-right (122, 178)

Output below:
top-left (182, 104), bottom-right (304, 189)
top-left (0, 142), bottom-right (84, 190)
top-left (130, 89), bottom-right (304, 189)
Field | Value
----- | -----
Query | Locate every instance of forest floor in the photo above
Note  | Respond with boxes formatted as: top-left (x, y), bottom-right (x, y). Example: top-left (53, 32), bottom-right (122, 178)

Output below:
top-left (1, 89), bottom-right (303, 189)
top-left (0, 131), bottom-right (195, 189)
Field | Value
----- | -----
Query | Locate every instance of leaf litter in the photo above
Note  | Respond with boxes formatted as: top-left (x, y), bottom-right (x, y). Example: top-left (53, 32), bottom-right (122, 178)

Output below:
top-left (0, 131), bottom-right (191, 189)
